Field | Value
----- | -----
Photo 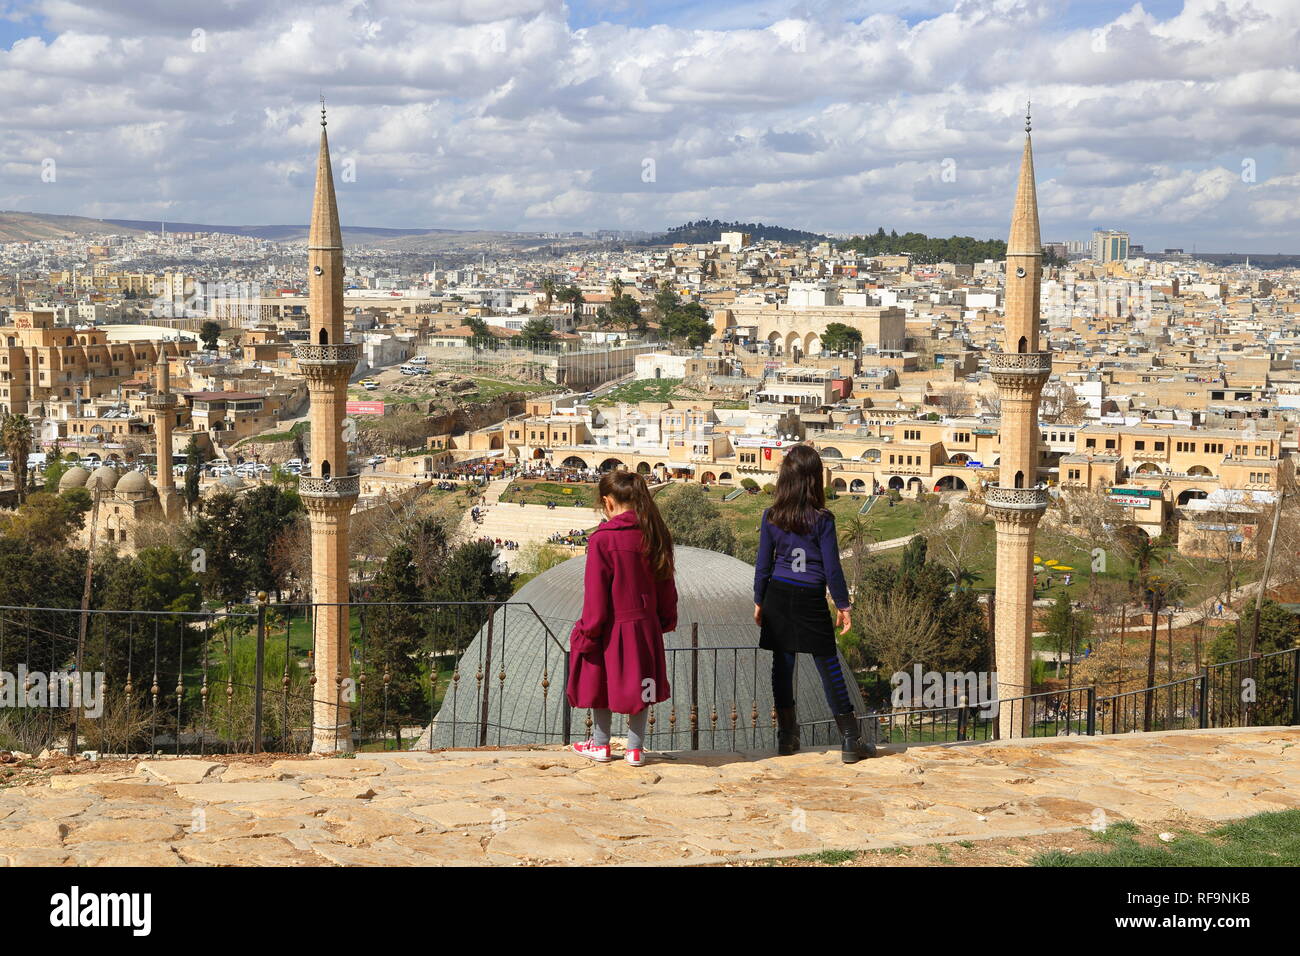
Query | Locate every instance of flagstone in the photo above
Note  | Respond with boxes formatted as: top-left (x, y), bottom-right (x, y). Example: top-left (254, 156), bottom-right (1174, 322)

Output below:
top-left (173, 782), bottom-right (308, 803)
top-left (137, 759), bottom-right (222, 785)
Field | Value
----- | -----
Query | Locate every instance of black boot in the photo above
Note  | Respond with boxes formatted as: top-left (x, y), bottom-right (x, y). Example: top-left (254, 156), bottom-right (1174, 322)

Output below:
top-left (776, 705), bottom-right (800, 756)
top-left (834, 712), bottom-right (876, 763)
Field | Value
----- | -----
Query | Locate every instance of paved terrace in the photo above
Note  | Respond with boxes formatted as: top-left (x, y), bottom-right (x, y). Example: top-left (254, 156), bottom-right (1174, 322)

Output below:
top-left (0, 727), bottom-right (1296, 866)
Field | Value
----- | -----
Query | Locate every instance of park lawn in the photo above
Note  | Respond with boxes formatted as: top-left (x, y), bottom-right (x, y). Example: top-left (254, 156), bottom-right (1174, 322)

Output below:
top-left (499, 479), bottom-right (598, 509)
top-left (592, 377), bottom-right (696, 406)
top-left (1034, 811), bottom-right (1300, 866)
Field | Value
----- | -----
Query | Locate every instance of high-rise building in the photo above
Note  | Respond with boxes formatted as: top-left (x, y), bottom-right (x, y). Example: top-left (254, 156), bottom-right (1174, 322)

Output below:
top-left (1091, 229), bottom-right (1129, 262)
top-left (986, 107), bottom-right (1051, 738)
top-left (294, 103), bottom-right (360, 753)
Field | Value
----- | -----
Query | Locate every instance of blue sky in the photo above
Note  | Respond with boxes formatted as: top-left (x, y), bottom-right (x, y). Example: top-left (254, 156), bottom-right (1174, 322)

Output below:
top-left (0, 0), bottom-right (1297, 251)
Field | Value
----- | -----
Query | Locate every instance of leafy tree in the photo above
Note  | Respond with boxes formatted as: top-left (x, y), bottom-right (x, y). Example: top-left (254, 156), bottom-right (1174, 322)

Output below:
top-left (199, 321), bottom-right (221, 350)
top-left (90, 546), bottom-right (203, 683)
top-left (360, 544), bottom-right (429, 732)
top-left (821, 322), bottom-right (862, 354)
top-left (898, 535), bottom-right (928, 577)
top-left (607, 293), bottom-right (643, 332)
top-left (0, 490), bottom-right (92, 549)
top-left (1, 413), bottom-right (34, 505)
top-left (661, 301), bottom-right (714, 348)
top-left (519, 317), bottom-right (556, 349)
top-left (182, 437), bottom-right (202, 514)
top-left (660, 484), bottom-right (735, 555)
top-left (465, 316), bottom-right (496, 349)
top-left (555, 285), bottom-right (585, 320)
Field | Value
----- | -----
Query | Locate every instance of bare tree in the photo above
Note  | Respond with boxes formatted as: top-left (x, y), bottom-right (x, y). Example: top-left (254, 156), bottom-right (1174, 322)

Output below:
top-left (850, 588), bottom-right (945, 686)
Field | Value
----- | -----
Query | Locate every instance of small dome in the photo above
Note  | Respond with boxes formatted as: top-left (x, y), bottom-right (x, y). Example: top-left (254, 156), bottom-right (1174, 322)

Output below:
top-left (220, 475), bottom-right (246, 490)
top-left (59, 466), bottom-right (90, 490)
top-left (116, 470), bottom-right (154, 495)
top-left (87, 465), bottom-right (119, 492)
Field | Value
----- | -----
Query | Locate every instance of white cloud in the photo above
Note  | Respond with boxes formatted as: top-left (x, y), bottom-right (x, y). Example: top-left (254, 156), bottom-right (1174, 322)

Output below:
top-left (0, 0), bottom-right (1294, 247)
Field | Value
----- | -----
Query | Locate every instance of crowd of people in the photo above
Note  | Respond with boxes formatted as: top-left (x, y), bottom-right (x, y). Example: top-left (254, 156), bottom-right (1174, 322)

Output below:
top-left (548, 529), bottom-right (589, 547)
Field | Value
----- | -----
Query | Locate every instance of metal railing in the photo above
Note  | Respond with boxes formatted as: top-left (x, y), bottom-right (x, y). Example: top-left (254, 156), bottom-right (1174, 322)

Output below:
top-left (2, 601), bottom-right (1297, 757)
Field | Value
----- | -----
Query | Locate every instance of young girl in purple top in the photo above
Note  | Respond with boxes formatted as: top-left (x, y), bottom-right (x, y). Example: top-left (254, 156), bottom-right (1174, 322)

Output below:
top-left (754, 444), bottom-right (875, 763)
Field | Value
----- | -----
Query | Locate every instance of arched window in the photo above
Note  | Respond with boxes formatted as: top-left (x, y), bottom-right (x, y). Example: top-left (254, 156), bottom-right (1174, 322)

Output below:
top-left (321, 459), bottom-right (331, 479)
top-left (1017, 336), bottom-right (1028, 354)
top-left (1014, 470), bottom-right (1024, 488)
top-left (318, 328), bottom-right (328, 345)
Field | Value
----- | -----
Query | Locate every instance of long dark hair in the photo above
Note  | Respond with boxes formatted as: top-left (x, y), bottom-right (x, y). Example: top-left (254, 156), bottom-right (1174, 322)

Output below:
top-left (598, 470), bottom-right (675, 580)
top-left (767, 444), bottom-right (826, 535)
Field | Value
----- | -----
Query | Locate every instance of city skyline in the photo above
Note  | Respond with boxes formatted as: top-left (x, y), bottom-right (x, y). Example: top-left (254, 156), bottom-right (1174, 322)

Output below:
top-left (0, 0), bottom-right (1297, 250)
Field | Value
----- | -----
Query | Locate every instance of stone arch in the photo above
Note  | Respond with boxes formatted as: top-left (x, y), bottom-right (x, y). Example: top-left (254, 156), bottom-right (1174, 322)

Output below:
top-left (719, 472), bottom-right (732, 481)
top-left (934, 475), bottom-right (968, 492)
top-left (1135, 462), bottom-right (1161, 475)
top-left (849, 478), bottom-right (867, 493)
top-left (701, 471), bottom-right (717, 483)
top-left (598, 458), bottom-right (625, 472)
top-left (820, 446), bottom-right (844, 459)
top-left (864, 449), bottom-right (880, 462)
top-left (785, 331), bottom-right (800, 356)
top-left (561, 455), bottom-right (588, 469)
top-left (1014, 470), bottom-right (1025, 488)
top-left (636, 461), bottom-right (651, 474)
top-left (318, 328), bottom-right (328, 345)
top-left (1017, 335), bottom-right (1027, 354)
top-left (767, 331), bottom-right (782, 354)
top-left (888, 476), bottom-right (905, 490)
top-left (804, 332), bottom-right (820, 355)
top-left (949, 452), bottom-right (971, 465)
top-left (906, 477), bottom-right (923, 491)
top-left (1177, 489), bottom-right (1208, 506)
top-left (1187, 465), bottom-right (1214, 477)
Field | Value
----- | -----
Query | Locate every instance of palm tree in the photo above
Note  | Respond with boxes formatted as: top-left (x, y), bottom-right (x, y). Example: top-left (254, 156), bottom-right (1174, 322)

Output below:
top-left (1, 413), bottom-right (34, 505)
top-left (609, 277), bottom-right (625, 300)
top-left (556, 286), bottom-right (585, 323)
top-left (839, 515), bottom-right (876, 587)
top-left (541, 278), bottom-right (557, 312)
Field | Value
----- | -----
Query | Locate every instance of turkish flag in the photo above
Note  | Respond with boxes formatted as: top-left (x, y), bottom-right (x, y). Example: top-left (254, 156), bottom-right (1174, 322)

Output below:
top-left (763, 447), bottom-right (772, 460)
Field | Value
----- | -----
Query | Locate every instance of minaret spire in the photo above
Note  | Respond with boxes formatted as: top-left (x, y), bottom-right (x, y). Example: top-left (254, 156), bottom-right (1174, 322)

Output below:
top-left (985, 105), bottom-right (1051, 738)
top-left (295, 99), bottom-right (359, 752)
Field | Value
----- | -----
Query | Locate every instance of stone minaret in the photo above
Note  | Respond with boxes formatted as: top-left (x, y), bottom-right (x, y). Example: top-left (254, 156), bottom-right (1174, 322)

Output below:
top-left (987, 105), bottom-right (1051, 738)
top-left (295, 102), bottom-right (359, 753)
top-left (148, 349), bottom-right (180, 519)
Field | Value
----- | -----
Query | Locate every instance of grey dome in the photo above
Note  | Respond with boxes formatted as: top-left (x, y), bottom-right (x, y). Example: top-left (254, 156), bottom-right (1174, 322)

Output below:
top-left (116, 470), bottom-right (153, 495)
top-left (418, 546), bottom-right (865, 751)
top-left (59, 465), bottom-right (90, 490)
top-left (87, 465), bottom-right (119, 492)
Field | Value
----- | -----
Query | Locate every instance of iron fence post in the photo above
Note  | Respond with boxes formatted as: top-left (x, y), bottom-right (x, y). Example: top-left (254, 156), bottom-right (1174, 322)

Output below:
top-left (690, 623), bottom-right (699, 752)
top-left (253, 593), bottom-right (267, 754)
top-left (1292, 648), bottom-right (1300, 727)
top-left (561, 648), bottom-right (572, 745)
top-left (1199, 671), bottom-right (1209, 730)
top-left (478, 607), bottom-right (495, 748)
top-left (1086, 686), bottom-right (1096, 736)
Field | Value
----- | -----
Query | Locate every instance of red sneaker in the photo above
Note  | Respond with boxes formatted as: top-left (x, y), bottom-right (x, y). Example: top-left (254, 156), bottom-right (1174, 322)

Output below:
top-left (624, 748), bottom-right (646, 767)
top-left (572, 739), bottom-right (611, 763)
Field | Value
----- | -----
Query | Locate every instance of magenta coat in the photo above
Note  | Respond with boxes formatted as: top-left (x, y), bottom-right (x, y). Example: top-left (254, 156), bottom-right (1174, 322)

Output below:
top-left (566, 509), bottom-right (677, 714)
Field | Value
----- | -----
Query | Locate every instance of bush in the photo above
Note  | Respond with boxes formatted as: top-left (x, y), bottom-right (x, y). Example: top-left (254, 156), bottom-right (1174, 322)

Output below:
top-left (740, 477), bottom-right (759, 491)
top-left (763, 483), bottom-right (776, 495)
top-left (825, 485), bottom-right (838, 500)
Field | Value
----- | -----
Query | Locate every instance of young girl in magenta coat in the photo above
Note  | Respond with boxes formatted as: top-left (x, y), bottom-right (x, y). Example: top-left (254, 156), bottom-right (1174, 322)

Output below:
top-left (568, 470), bottom-right (677, 767)
top-left (754, 444), bottom-right (874, 762)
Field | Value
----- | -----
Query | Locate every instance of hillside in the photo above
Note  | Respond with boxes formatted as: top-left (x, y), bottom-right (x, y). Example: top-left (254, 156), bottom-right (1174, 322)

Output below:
top-left (0, 211), bottom-right (151, 242)
top-left (650, 219), bottom-right (826, 246)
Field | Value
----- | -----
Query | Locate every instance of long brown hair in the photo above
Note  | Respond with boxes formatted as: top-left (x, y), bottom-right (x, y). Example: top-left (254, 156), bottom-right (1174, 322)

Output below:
top-left (767, 444), bottom-right (826, 535)
top-left (598, 470), bottom-right (675, 580)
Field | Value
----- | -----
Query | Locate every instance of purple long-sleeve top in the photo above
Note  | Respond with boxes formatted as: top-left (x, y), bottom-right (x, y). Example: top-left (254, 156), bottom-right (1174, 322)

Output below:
top-left (753, 508), bottom-right (851, 610)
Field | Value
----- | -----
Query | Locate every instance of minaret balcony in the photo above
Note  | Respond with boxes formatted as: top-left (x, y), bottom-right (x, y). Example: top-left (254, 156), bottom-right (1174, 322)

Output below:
top-left (146, 393), bottom-right (177, 410)
top-left (989, 351), bottom-right (1052, 375)
top-left (985, 485), bottom-right (1050, 512)
top-left (298, 474), bottom-right (360, 499)
top-left (294, 343), bottom-right (359, 367)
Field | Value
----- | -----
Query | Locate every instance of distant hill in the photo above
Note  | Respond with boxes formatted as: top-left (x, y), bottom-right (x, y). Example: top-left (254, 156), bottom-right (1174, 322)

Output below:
top-left (102, 219), bottom-right (465, 244)
top-left (838, 228), bottom-right (1007, 264)
top-left (0, 211), bottom-right (152, 242)
top-left (650, 219), bottom-right (826, 246)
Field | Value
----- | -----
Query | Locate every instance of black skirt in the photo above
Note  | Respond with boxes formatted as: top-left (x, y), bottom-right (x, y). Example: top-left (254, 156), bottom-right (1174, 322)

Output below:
top-left (759, 578), bottom-right (837, 657)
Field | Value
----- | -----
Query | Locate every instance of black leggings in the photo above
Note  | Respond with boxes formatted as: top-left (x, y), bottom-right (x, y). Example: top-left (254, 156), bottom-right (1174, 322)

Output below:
top-left (771, 651), bottom-right (854, 716)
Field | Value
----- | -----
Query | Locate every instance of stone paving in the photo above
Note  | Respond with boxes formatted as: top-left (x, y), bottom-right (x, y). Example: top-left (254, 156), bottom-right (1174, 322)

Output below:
top-left (1, 727), bottom-right (1297, 866)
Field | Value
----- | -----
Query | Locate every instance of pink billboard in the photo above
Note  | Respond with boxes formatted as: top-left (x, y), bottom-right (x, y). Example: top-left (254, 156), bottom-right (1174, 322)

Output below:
top-left (346, 400), bottom-right (385, 416)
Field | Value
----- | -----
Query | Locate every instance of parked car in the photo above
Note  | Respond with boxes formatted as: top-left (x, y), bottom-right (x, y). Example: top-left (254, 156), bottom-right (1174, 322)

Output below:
top-left (409, 355), bottom-right (428, 365)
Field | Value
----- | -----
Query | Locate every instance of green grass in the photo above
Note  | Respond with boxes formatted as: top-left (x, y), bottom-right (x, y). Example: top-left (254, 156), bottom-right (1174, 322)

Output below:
top-left (591, 377), bottom-right (694, 406)
top-left (797, 849), bottom-right (856, 865)
top-left (235, 420), bottom-right (308, 447)
top-left (498, 479), bottom-right (597, 509)
top-left (1034, 810), bottom-right (1300, 866)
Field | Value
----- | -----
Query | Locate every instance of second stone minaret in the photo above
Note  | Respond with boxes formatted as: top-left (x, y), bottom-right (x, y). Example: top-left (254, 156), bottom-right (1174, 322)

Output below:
top-left (148, 349), bottom-right (180, 520)
top-left (295, 103), bottom-right (359, 753)
top-left (986, 106), bottom-right (1051, 738)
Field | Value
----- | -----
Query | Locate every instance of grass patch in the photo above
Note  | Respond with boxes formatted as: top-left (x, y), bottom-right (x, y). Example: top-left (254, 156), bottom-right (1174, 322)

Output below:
top-left (797, 849), bottom-right (856, 865)
top-left (1034, 810), bottom-right (1300, 866)
top-left (591, 377), bottom-right (695, 406)
top-left (498, 479), bottom-right (597, 509)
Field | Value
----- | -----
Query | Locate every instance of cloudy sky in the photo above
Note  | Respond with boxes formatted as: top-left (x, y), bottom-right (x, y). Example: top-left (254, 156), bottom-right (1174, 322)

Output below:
top-left (0, 0), bottom-right (1297, 250)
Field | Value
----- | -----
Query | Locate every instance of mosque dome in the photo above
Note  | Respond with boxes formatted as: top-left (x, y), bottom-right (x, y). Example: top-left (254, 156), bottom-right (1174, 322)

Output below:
top-left (59, 465), bottom-right (90, 490)
top-left (419, 546), bottom-right (864, 750)
top-left (116, 470), bottom-right (154, 496)
top-left (87, 465), bottom-right (119, 493)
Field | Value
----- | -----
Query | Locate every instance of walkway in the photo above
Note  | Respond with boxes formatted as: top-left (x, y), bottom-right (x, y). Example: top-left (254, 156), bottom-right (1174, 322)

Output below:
top-left (456, 478), bottom-right (594, 568)
top-left (1, 727), bottom-right (1294, 865)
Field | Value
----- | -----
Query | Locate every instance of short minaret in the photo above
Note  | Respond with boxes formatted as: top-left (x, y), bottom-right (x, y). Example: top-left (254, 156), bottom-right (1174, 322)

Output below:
top-left (986, 104), bottom-right (1051, 738)
top-left (295, 101), bottom-right (359, 753)
top-left (147, 349), bottom-right (180, 519)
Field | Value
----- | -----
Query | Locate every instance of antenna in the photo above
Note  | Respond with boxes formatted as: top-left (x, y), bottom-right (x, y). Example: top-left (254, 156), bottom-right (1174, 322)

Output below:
top-left (320, 91), bottom-right (327, 127)
top-left (1025, 100), bottom-right (1032, 133)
